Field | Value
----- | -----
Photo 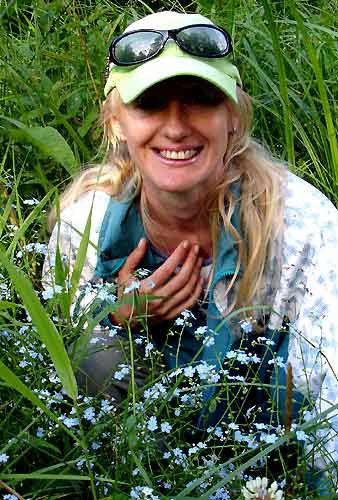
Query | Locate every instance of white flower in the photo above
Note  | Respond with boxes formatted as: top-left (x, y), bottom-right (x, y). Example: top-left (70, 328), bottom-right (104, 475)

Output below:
top-left (175, 317), bottom-right (185, 326)
top-left (23, 198), bottom-right (39, 205)
top-left (242, 477), bottom-right (284, 499)
top-left (123, 280), bottom-right (140, 294)
top-left (203, 335), bottom-right (215, 347)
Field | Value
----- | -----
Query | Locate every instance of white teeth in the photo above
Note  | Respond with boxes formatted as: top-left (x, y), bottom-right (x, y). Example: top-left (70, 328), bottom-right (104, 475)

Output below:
top-left (159, 149), bottom-right (198, 160)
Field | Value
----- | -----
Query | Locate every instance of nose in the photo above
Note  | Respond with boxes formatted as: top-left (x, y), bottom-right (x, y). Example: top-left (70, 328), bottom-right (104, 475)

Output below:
top-left (161, 99), bottom-right (191, 141)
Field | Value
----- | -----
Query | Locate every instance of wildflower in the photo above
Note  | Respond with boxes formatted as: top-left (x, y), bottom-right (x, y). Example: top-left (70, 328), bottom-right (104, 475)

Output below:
top-left (268, 357), bottom-right (286, 368)
top-left (295, 430), bottom-right (307, 441)
top-left (23, 198), bottom-right (39, 205)
top-left (254, 423), bottom-right (267, 430)
top-left (143, 382), bottom-right (167, 402)
top-left (175, 317), bottom-right (185, 326)
top-left (42, 285), bottom-right (63, 300)
top-left (188, 441), bottom-right (207, 455)
top-left (195, 325), bottom-right (208, 337)
top-left (60, 416), bottom-right (79, 428)
top-left (136, 268), bottom-right (151, 278)
top-left (161, 422), bottom-right (172, 433)
top-left (260, 432), bottom-right (278, 444)
top-left (114, 364), bottom-right (130, 381)
top-left (183, 366), bottom-right (195, 378)
top-left (36, 427), bottom-right (45, 438)
top-left (130, 486), bottom-right (160, 499)
top-left (123, 280), bottom-right (140, 294)
top-left (100, 399), bottom-right (115, 413)
top-left (203, 335), bottom-right (215, 347)
top-left (91, 441), bottom-right (101, 450)
top-left (145, 342), bottom-right (154, 357)
top-left (147, 416), bottom-right (158, 432)
top-left (240, 320), bottom-right (253, 334)
top-left (209, 487), bottom-right (230, 500)
top-left (0, 453), bottom-right (9, 463)
top-left (229, 422), bottom-right (239, 430)
top-left (242, 476), bottom-right (284, 499)
top-left (83, 406), bottom-right (96, 423)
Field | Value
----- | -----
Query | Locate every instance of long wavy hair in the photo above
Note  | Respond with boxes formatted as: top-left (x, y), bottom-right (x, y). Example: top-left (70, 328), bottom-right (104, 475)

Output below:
top-left (49, 86), bottom-right (286, 314)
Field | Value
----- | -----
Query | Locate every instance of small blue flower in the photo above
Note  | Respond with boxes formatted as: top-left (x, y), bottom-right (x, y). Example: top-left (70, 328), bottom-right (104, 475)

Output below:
top-left (0, 453), bottom-right (9, 463)
top-left (83, 406), bottom-right (96, 423)
top-left (161, 422), bottom-right (172, 433)
top-left (296, 430), bottom-right (307, 441)
top-left (147, 416), bottom-right (158, 432)
top-left (240, 320), bottom-right (253, 334)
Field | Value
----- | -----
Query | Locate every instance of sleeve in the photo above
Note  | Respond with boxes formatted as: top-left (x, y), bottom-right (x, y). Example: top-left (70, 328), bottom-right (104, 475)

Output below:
top-left (286, 199), bottom-right (338, 473)
top-left (42, 190), bottom-right (115, 330)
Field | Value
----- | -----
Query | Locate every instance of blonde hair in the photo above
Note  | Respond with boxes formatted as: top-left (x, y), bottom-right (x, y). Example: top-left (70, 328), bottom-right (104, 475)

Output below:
top-left (50, 86), bottom-right (286, 314)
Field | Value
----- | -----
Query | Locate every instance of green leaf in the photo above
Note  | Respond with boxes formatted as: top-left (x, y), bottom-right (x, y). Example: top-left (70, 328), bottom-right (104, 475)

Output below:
top-left (0, 250), bottom-right (78, 399)
top-left (0, 115), bottom-right (77, 174)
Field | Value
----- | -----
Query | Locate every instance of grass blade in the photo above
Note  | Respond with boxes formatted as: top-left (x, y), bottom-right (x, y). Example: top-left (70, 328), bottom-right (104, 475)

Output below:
top-left (0, 250), bottom-right (78, 399)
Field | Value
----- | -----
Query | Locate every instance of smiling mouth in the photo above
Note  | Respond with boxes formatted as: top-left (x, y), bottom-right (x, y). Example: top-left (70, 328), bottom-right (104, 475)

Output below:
top-left (155, 147), bottom-right (202, 161)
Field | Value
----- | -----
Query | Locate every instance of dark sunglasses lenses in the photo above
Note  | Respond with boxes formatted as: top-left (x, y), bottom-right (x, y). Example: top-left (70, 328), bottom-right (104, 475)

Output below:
top-left (177, 26), bottom-right (230, 57)
top-left (113, 31), bottom-right (163, 65)
top-left (111, 26), bottom-right (231, 65)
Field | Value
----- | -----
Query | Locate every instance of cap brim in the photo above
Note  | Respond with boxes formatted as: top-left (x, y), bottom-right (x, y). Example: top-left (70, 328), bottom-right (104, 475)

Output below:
top-left (106, 54), bottom-right (239, 104)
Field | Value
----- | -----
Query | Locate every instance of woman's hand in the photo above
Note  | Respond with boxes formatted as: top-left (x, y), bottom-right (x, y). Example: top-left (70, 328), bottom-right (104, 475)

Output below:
top-left (110, 238), bottom-right (203, 326)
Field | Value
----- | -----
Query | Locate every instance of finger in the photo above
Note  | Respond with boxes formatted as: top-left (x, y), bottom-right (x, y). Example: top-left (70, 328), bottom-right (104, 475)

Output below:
top-left (162, 275), bottom-right (204, 320)
top-left (118, 238), bottom-right (147, 282)
top-left (155, 264), bottom-right (202, 316)
top-left (140, 240), bottom-right (190, 289)
top-left (157, 249), bottom-right (202, 298)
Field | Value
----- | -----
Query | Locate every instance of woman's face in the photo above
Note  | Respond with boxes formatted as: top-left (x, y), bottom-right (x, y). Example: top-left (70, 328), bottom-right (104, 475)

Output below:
top-left (114, 76), bottom-right (237, 199)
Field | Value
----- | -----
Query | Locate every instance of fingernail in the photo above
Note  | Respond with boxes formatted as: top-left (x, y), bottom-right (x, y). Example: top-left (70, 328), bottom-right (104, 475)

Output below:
top-left (182, 240), bottom-right (189, 249)
top-left (138, 238), bottom-right (145, 248)
top-left (194, 244), bottom-right (199, 255)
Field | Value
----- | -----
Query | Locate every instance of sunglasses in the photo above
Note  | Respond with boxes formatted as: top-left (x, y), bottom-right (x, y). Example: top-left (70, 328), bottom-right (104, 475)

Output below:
top-left (107, 24), bottom-right (233, 67)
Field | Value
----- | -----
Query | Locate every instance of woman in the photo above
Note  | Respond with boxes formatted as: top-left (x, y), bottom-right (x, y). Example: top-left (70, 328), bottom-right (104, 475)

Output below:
top-left (44, 11), bottom-right (338, 471)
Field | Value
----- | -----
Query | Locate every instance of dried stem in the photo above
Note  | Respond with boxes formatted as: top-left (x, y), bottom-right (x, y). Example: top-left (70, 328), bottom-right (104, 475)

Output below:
top-left (0, 479), bottom-right (25, 500)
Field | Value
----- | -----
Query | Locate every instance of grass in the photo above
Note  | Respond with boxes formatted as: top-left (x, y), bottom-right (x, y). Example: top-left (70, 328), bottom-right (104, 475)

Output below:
top-left (0, 0), bottom-right (337, 499)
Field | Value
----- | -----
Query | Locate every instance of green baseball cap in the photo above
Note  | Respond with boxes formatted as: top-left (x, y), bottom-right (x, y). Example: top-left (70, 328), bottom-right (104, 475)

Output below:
top-left (104, 11), bottom-right (242, 103)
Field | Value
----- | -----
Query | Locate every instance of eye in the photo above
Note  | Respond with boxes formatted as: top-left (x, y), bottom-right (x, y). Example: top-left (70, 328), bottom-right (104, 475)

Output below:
top-left (182, 86), bottom-right (225, 107)
top-left (133, 92), bottom-right (167, 112)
